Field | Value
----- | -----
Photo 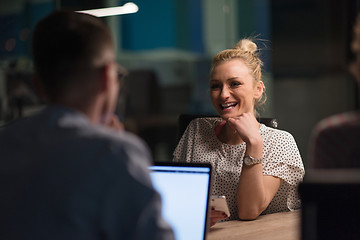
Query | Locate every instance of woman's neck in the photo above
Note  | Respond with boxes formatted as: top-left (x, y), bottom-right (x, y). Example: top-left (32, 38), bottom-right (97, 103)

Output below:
top-left (216, 121), bottom-right (244, 145)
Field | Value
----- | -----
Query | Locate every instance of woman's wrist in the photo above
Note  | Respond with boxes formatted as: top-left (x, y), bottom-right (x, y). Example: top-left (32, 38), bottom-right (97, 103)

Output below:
top-left (244, 136), bottom-right (263, 158)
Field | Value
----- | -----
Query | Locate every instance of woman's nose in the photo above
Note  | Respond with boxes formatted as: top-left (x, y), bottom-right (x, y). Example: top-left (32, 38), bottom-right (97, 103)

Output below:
top-left (219, 86), bottom-right (230, 99)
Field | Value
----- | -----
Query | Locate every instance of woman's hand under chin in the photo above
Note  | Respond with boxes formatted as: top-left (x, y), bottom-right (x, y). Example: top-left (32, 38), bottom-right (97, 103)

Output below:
top-left (227, 112), bottom-right (261, 145)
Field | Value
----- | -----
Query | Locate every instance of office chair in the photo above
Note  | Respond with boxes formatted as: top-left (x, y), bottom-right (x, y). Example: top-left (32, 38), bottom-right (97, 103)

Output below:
top-left (300, 169), bottom-right (360, 240)
top-left (176, 114), bottom-right (278, 143)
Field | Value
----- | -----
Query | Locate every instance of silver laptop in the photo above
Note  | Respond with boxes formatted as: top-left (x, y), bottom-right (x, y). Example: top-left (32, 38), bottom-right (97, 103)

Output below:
top-left (148, 162), bottom-right (212, 240)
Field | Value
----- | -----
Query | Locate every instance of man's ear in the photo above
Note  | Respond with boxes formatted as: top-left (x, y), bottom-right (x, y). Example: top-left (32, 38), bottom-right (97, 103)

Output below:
top-left (254, 80), bottom-right (264, 100)
top-left (99, 62), bottom-right (114, 92)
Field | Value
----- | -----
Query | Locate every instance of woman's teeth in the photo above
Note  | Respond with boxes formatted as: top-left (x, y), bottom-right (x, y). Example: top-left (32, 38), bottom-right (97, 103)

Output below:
top-left (221, 103), bottom-right (237, 110)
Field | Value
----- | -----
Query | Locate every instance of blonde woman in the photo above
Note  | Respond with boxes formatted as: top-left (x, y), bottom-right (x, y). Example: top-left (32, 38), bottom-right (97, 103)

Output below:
top-left (173, 39), bottom-right (305, 226)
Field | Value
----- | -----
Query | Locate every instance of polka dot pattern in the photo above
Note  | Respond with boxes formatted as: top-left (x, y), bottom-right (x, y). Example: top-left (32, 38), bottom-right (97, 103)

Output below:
top-left (173, 117), bottom-right (305, 220)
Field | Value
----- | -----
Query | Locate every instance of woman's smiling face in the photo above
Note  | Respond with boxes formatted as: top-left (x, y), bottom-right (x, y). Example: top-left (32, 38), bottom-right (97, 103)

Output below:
top-left (210, 58), bottom-right (263, 119)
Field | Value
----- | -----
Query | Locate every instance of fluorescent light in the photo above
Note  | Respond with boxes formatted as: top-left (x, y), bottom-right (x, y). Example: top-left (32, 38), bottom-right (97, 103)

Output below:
top-left (77, 2), bottom-right (138, 17)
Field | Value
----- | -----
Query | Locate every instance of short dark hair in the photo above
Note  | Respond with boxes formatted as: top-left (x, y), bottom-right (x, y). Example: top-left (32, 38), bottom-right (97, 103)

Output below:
top-left (32, 10), bottom-right (113, 99)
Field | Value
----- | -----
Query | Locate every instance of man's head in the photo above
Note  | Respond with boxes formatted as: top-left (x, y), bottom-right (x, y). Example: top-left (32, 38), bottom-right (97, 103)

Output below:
top-left (32, 10), bottom-right (116, 102)
top-left (32, 10), bottom-right (122, 123)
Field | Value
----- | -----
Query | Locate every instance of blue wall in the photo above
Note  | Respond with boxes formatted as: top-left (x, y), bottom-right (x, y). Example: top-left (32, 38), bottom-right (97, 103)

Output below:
top-left (120, 0), bottom-right (204, 53)
top-left (121, 0), bottom-right (177, 51)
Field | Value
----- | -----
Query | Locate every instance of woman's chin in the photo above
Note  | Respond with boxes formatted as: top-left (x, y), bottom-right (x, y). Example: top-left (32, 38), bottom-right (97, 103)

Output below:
top-left (218, 108), bottom-right (251, 119)
top-left (219, 113), bottom-right (235, 120)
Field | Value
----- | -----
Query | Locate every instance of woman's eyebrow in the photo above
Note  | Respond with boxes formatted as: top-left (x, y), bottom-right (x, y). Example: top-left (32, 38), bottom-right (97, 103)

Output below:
top-left (211, 77), bottom-right (239, 81)
top-left (226, 77), bottom-right (239, 81)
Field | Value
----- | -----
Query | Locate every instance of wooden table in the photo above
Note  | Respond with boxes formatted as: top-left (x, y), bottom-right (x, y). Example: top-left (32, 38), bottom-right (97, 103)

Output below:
top-left (207, 210), bottom-right (300, 240)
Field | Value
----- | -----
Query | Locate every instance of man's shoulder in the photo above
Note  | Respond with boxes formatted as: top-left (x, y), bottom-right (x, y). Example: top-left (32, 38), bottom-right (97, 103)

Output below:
top-left (0, 107), bottom-right (151, 164)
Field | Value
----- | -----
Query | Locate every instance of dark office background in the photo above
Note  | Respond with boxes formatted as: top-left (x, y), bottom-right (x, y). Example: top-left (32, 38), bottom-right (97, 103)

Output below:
top-left (1, 0), bottom-right (360, 166)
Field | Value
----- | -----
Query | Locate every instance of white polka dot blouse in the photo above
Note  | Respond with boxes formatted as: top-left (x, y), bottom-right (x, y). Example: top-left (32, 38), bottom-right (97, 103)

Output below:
top-left (173, 117), bottom-right (305, 220)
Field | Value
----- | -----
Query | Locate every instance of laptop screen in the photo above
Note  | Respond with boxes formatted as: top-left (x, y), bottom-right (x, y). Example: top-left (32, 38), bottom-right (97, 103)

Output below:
top-left (148, 162), bottom-right (211, 240)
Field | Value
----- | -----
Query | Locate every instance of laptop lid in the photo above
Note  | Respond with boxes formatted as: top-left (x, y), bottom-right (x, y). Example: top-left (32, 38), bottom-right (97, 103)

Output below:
top-left (148, 162), bottom-right (212, 240)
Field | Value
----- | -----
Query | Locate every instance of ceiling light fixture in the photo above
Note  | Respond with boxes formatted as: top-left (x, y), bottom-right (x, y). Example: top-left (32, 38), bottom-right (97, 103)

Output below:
top-left (77, 2), bottom-right (138, 17)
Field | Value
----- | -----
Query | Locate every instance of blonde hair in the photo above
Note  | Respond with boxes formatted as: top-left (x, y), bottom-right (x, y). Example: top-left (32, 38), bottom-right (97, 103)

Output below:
top-left (210, 38), bottom-right (267, 115)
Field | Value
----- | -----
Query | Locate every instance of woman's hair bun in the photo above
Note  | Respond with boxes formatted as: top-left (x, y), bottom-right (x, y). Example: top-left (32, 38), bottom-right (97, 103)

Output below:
top-left (233, 39), bottom-right (257, 54)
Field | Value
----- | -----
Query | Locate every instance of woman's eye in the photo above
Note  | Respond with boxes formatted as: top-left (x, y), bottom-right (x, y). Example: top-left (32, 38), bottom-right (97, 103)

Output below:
top-left (230, 81), bottom-right (241, 87)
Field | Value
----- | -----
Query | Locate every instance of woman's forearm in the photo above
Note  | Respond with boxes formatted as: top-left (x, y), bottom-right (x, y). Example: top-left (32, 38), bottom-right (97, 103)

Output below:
top-left (236, 164), bottom-right (267, 220)
top-left (236, 138), bottom-right (267, 220)
top-left (236, 138), bottom-right (282, 220)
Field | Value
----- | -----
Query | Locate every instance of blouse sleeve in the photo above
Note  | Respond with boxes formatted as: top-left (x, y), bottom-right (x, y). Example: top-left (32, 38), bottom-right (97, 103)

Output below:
top-left (261, 129), bottom-right (305, 212)
top-left (262, 129), bottom-right (305, 186)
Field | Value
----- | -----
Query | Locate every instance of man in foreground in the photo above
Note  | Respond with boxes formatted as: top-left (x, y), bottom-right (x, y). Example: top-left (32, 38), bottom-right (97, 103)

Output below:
top-left (0, 10), bottom-right (173, 240)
